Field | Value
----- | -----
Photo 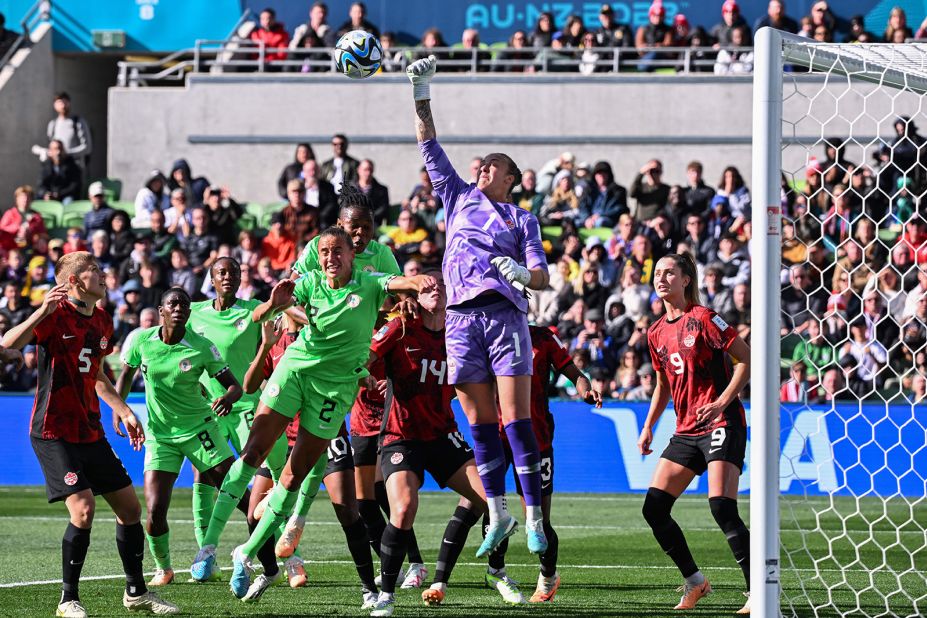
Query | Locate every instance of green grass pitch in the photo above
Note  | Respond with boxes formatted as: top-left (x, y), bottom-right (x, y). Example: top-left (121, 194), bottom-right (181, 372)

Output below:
top-left (0, 487), bottom-right (923, 617)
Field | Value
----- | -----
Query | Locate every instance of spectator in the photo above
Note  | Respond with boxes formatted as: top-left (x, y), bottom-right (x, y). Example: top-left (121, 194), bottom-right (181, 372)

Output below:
top-left (168, 248), bottom-right (196, 297)
top-left (635, 1), bottom-right (672, 72)
top-left (261, 212), bottom-right (296, 272)
top-left (571, 307), bottom-right (616, 373)
top-left (806, 1), bottom-right (841, 39)
top-left (114, 279), bottom-right (144, 344)
top-left (821, 138), bottom-right (856, 188)
top-left (0, 186), bottom-right (48, 254)
top-left (554, 15), bottom-right (585, 48)
top-left (403, 259), bottom-right (421, 278)
top-left (792, 318), bottom-right (834, 379)
top-left (717, 165), bottom-right (751, 231)
top-left (0, 282), bottom-right (30, 327)
top-left (671, 14), bottom-right (691, 47)
top-left (4, 343), bottom-right (37, 391)
top-left (847, 14), bottom-right (877, 42)
top-left (41, 92), bottom-right (93, 172)
top-left (681, 160), bottom-right (715, 217)
top-left (163, 188), bottom-right (192, 238)
top-left (713, 25), bottom-right (753, 75)
top-left (168, 158), bottom-right (209, 208)
top-left (281, 179), bottom-right (320, 244)
top-left (877, 266), bottom-right (906, 323)
top-left (21, 255), bottom-right (51, 307)
top-left (149, 209), bottom-right (176, 261)
top-left (540, 170), bottom-right (581, 226)
top-left (782, 264), bottom-right (828, 333)
top-left (844, 317), bottom-right (888, 388)
top-left (250, 7), bottom-right (290, 67)
top-left (644, 213), bottom-right (675, 261)
top-left (912, 374), bottom-right (927, 404)
top-left (582, 161), bottom-right (628, 228)
top-left (606, 213), bottom-right (636, 261)
top-left (821, 184), bottom-right (855, 249)
top-left (630, 159), bottom-right (670, 221)
top-left (685, 26), bottom-right (715, 73)
top-left (0, 12), bottom-right (18, 60)
top-left (583, 238), bottom-right (618, 288)
top-left (336, 2), bottom-right (379, 38)
top-left (276, 143), bottom-right (315, 199)
top-left (83, 181), bottom-right (114, 235)
top-left (118, 232), bottom-right (157, 284)
top-left (625, 234), bottom-right (655, 284)
top-left (414, 27), bottom-right (451, 62)
top-left (89, 230), bottom-right (112, 271)
top-left (812, 23), bottom-right (833, 42)
top-left (352, 158), bottom-right (390, 226)
top-left (291, 1), bottom-right (336, 48)
top-left (108, 211), bottom-right (134, 264)
top-left (536, 151), bottom-right (576, 195)
top-left (699, 265), bottom-right (727, 313)
top-left (63, 227), bottom-right (87, 254)
top-left (714, 233), bottom-right (750, 288)
top-left (884, 7), bottom-right (912, 43)
top-left (232, 230), bottom-right (261, 271)
top-left (755, 1), bottom-right (799, 33)
top-left (389, 210), bottom-right (428, 258)
top-left (378, 32), bottom-right (406, 72)
top-left (780, 361), bottom-right (810, 403)
top-left (132, 170), bottom-right (168, 227)
top-left (451, 28), bottom-right (491, 72)
top-left (37, 139), bottom-right (81, 203)
top-left (625, 363), bottom-right (656, 401)
top-left (595, 4), bottom-right (632, 48)
top-left (513, 169), bottom-right (543, 216)
top-left (321, 133), bottom-right (359, 192)
top-left (302, 159), bottom-right (338, 228)
top-left (901, 266), bottom-right (927, 321)
top-left (712, 0), bottom-right (752, 47)
top-left (289, 28), bottom-right (330, 73)
top-left (136, 260), bottom-right (165, 309)
top-left (530, 11), bottom-right (555, 48)
top-left (203, 185), bottom-right (243, 247)
top-left (862, 283), bottom-right (900, 344)
top-left (181, 208), bottom-right (218, 277)
top-left (493, 30), bottom-right (536, 73)
top-left (617, 264), bottom-right (649, 321)
top-left (238, 262), bottom-right (268, 301)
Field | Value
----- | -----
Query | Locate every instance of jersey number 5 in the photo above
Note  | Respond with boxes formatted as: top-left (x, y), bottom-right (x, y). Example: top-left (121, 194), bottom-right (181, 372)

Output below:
top-left (669, 352), bottom-right (684, 375)
top-left (78, 348), bottom-right (92, 374)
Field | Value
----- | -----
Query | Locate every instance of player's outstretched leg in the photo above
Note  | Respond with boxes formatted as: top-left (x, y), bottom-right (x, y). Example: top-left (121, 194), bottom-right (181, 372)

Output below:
top-left (480, 513), bottom-right (524, 604)
top-left (276, 453), bottom-right (325, 558)
top-left (501, 416), bottom-right (546, 554)
top-left (467, 420), bottom-right (517, 557)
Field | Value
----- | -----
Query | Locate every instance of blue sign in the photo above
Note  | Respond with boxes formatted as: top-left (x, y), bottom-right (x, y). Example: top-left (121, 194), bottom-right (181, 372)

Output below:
top-left (3, 394), bottom-right (922, 497)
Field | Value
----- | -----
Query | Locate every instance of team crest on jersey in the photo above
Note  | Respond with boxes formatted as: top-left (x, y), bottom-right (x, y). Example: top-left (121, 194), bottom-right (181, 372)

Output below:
top-left (236, 319), bottom-right (248, 331)
top-left (99, 336), bottom-right (108, 350)
top-left (373, 325), bottom-right (389, 341)
top-left (346, 294), bottom-right (361, 308)
top-left (390, 452), bottom-right (404, 465)
top-left (63, 472), bottom-right (78, 486)
top-left (179, 359), bottom-right (192, 372)
top-left (683, 334), bottom-right (696, 347)
top-left (504, 218), bottom-right (515, 230)
top-left (268, 383), bottom-right (280, 397)
top-left (711, 315), bottom-right (730, 331)
top-left (363, 265), bottom-right (375, 272)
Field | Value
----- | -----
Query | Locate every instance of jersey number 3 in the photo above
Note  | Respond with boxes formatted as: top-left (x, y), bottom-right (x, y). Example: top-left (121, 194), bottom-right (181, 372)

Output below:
top-left (669, 352), bottom-right (684, 375)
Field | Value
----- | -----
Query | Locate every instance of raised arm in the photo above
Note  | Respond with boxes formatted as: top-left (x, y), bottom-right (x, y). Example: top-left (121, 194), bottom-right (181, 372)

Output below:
top-left (407, 55), bottom-right (438, 143)
top-left (562, 362), bottom-right (602, 408)
top-left (244, 319), bottom-right (282, 394)
top-left (386, 273), bottom-right (437, 295)
top-left (1, 283), bottom-right (68, 350)
top-left (252, 279), bottom-right (297, 323)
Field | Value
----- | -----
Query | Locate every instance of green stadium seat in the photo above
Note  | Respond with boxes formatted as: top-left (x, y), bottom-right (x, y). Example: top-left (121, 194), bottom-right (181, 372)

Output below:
top-left (61, 213), bottom-right (85, 230)
top-left (579, 228), bottom-right (614, 243)
top-left (31, 200), bottom-right (63, 228)
top-left (245, 202), bottom-right (265, 220)
top-left (66, 200), bottom-right (94, 217)
top-left (113, 201), bottom-right (136, 217)
top-left (237, 214), bottom-right (258, 231)
top-left (92, 178), bottom-right (123, 202)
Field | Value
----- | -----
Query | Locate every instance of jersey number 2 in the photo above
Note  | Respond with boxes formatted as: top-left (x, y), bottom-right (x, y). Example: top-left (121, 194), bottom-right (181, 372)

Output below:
top-left (77, 348), bottom-right (92, 374)
top-left (319, 399), bottom-right (336, 423)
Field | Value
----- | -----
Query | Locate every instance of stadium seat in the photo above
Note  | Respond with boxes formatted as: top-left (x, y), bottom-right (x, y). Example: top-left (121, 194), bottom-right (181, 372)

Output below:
top-left (245, 202), bottom-right (265, 220)
top-left (113, 201), bottom-right (136, 217)
top-left (237, 213), bottom-right (258, 231)
top-left (580, 228), bottom-right (614, 243)
top-left (31, 200), bottom-right (63, 228)
top-left (92, 178), bottom-right (123, 202)
top-left (66, 200), bottom-right (95, 217)
top-left (61, 213), bottom-right (85, 230)
top-left (258, 201), bottom-right (287, 228)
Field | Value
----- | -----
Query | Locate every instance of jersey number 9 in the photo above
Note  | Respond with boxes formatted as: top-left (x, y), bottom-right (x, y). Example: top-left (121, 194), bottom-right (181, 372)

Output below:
top-left (669, 352), bottom-right (684, 375)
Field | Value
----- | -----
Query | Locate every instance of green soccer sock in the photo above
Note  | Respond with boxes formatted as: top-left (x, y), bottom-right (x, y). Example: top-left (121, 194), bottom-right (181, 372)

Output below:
top-left (191, 483), bottom-right (218, 547)
top-left (146, 531), bottom-right (171, 571)
top-left (294, 454), bottom-right (327, 520)
top-left (202, 460), bottom-right (257, 549)
top-left (243, 484), bottom-right (298, 559)
top-left (265, 435), bottom-right (289, 484)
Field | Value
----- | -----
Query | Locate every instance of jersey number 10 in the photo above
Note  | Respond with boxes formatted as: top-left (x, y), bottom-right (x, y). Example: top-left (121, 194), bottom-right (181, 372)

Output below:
top-left (419, 359), bottom-right (447, 385)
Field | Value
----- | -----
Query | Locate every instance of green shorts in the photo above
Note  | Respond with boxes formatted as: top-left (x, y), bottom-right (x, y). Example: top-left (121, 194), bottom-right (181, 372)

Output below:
top-left (217, 408), bottom-right (257, 454)
top-left (260, 364), bottom-right (359, 441)
top-left (144, 420), bottom-right (233, 474)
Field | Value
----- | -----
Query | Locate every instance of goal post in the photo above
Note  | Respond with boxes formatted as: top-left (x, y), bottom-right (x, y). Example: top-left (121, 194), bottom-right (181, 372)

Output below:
top-left (753, 28), bottom-right (927, 618)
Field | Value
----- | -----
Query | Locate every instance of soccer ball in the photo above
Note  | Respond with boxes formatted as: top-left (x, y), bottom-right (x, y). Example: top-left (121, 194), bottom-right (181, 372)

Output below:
top-left (334, 30), bottom-right (382, 79)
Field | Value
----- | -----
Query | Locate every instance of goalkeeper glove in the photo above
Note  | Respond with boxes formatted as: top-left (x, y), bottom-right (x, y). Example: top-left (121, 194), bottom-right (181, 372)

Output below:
top-left (406, 54), bottom-right (437, 101)
top-left (491, 256), bottom-right (531, 288)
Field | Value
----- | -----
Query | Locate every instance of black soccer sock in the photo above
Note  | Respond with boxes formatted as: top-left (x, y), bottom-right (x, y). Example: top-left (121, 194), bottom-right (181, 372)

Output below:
top-left (379, 523), bottom-right (409, 594)
top-left (482, 513), bottom-right (508, 572)
top-left (358, 498), bottom-right (387, 557)
top-left (375, 480), bottom-right (424, 564)
top-left (710, 497), bottom-right (750, 589)
top-left (435, 506), bottom-right (481, 584)
top-left (115, 522), bottom-right (147, 597)
top-left (539, 521), bottom-right (559, 577)
top-left (61, 523), bottom-right (91, 603)
top-left (343, 517), bottom-right (378, 592)
top-left (247, 520), bottom-right (280, 577)
top-left (405, 526), bottom-right (424, 565)
top-left (642, 488), bottom-right (699, 578)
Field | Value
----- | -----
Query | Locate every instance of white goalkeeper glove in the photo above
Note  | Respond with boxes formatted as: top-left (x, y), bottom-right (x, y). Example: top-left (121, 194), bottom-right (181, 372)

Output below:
top-left (491, 256), bottom-right (531, 288)
top-left (406, 54), bottom-right (437, 101)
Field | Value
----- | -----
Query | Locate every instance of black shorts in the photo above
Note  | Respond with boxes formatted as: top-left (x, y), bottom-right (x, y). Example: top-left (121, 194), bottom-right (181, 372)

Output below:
top-left (380, 431), bottom-right (474, 488)
top-left (660, 425), bottom-right (747, 476)
top-left (505, 444), bottom-right (554, 497)
top-left (31, 437), bottom-right (133, 503)
top-left (351, 434), bottom-right (379, 467)
top-left (324, 434), bottom-right (355, 477)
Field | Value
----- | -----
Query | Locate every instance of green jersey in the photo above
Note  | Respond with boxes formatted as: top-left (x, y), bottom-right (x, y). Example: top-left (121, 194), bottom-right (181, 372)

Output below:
top-left (188, 298), bottom-right (262, 414)
top-left (292, 237), bottom-right (401, 277)
top-left (122, 326), bottom-right (229, 439)
top-left (283, 268), bottom-right (394, 382)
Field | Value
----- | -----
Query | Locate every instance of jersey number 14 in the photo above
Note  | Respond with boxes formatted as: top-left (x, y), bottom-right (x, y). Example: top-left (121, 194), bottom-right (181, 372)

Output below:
top-left (419, 359), bottom-right (447, 385)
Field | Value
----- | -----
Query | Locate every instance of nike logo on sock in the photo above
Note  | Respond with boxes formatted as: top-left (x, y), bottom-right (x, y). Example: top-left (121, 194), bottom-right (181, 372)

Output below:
top-left (135, 552), bottom-right (144, 558)
top-left (69, 560), bottom-right (83, 565)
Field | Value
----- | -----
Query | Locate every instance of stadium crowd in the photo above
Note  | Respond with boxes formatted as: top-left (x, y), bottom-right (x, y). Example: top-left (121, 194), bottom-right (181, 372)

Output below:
top-left (1, 2), bottom-right (926, 405)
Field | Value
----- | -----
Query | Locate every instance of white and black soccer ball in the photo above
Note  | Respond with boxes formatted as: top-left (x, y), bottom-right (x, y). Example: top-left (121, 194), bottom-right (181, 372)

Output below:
top-left (334, 30), bottom-right (382, 79)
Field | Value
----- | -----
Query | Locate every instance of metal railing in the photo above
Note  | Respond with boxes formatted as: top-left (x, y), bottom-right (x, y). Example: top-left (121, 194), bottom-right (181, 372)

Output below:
top-left (0, 0), bottom-right (50, 70)
top-left (117, 43), bottom-right (756, 87)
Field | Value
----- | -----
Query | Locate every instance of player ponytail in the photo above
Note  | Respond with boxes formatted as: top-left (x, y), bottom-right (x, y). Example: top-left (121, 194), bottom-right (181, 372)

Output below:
top-left (662, 251), bottom-right (701, 307)
top-left (337, 183), bottom-right (374, 223)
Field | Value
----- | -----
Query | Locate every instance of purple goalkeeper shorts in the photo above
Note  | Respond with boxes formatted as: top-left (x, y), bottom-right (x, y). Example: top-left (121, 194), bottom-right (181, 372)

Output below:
top-left (445, 299), bottom-right (533, 385)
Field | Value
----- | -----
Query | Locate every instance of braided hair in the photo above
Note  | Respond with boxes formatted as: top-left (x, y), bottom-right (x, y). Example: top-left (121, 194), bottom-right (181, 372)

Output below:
top-left (337, 183), bottom-right (374, 223)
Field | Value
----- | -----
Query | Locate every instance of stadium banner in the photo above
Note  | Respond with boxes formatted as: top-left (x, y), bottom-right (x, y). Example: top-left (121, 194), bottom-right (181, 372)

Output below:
top-left (2, 394), bottom-right (921, 496)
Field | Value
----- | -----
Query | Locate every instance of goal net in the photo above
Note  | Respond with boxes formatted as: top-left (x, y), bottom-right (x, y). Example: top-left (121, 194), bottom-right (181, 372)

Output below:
top-left (752, 30), bottom-right (927, 618)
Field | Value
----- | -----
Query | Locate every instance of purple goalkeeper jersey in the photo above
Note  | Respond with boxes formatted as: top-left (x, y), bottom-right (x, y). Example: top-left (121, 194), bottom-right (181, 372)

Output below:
top-left (420, 139), bottom-right (546, 313)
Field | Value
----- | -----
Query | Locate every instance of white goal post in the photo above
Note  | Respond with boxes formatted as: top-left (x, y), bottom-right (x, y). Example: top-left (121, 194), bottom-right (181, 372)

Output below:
top-left (753, 28), bottom-right (927, 618)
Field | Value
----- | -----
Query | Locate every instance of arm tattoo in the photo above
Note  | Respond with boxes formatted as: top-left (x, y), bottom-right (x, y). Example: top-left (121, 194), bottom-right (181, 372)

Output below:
top-left (415, 99), bottom-right (437, 143)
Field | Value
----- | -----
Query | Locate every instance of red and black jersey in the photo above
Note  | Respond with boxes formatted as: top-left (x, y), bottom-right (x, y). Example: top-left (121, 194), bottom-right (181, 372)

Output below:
top-left (499, 325), bottom-right (572, 451)
top-left (647, 303), bottom-right (746, 436)
top-left (262, 331), bottom-right (300, 446)
top-left (371, 317), bottom-right (456, 446)
top-left (350, 351), bottom-right (386, 438)
top-left (31, 301), bottom-right (114, 443)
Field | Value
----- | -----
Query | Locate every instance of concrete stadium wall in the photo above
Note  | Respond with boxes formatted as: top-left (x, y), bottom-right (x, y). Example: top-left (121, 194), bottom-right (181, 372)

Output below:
top-left (107, 73), bottom-right (924, 206)
top-left (0, 23), bottom-right (54, 201)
